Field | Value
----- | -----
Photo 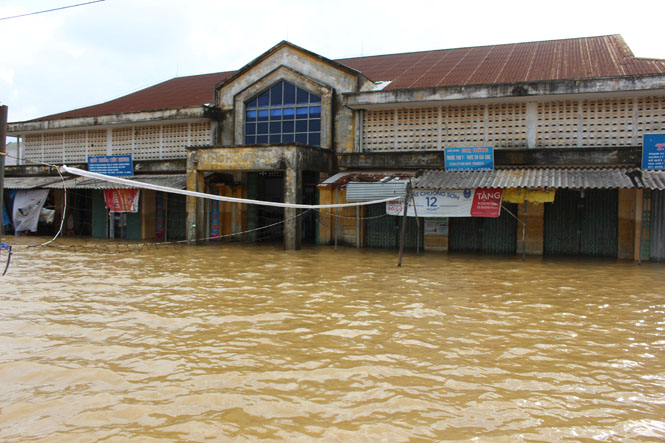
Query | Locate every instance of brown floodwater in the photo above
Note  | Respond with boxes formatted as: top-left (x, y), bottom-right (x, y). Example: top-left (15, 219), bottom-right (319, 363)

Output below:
top-left (1, 238), bottom-right (664, 442)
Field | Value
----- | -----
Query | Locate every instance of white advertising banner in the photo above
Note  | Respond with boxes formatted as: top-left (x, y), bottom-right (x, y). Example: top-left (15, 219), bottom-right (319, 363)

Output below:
top-left (387, 188), bottom-right (502, 218)
top-left (12, 189), bottom-right (50, 233)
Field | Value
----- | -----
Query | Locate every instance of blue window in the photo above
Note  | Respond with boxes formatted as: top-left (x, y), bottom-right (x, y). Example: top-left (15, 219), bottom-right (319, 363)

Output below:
top-left (244, 80), bottom-right (321, 146)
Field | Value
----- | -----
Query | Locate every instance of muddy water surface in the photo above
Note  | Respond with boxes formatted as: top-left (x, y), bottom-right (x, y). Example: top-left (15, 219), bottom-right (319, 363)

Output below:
top-left (1, 239), bottom-right (664, 441)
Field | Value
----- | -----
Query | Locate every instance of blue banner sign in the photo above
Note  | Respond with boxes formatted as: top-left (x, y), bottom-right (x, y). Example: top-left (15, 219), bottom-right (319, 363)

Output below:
top-left (642, 133), bottom-right (665, 170)
top-left (88, 155), bottom-right (134, 177)
top-left (445, 147), bottom-right (494, 171)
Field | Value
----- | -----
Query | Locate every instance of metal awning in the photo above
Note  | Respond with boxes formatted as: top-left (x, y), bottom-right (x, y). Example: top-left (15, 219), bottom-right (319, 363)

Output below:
top-left (638, 170), bottom-right (665, 190)
top-left (44, 174), bottom-right (187, 190)
top-left (318, 171), bottom-right (412, 202)
top-left (2, 176), bottom-right (71, 189)
top-left (412, 168), bottom-right (640, 190)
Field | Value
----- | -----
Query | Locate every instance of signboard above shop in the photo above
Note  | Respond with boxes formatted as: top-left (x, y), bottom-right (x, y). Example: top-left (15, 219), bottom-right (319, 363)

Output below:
top-left (445, 147), bottom-right (494, 171)
top-left (642, 133), bottom-right (665, 170)
top-left (88, 155), bottom-right (134, 177)
top-left (387, 188), bottom-right (502, 218)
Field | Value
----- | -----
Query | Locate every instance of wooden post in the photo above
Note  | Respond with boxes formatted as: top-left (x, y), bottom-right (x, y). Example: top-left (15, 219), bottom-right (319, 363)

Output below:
top-left (0, 105), bottom-right (7, 241)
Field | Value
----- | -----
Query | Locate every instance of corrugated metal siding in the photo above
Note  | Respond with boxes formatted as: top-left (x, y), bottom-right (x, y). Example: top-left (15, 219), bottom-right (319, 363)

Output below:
top-left (414, 168), bottom-right (637, 190)
top-left (650, 190), bottom-right (665, 261)
top-left (91, 190), bottom-right (107, 238)
top-left (544, 189), bottom-right (617, 257)
top-left (346, 181), bottom-right (407, 202)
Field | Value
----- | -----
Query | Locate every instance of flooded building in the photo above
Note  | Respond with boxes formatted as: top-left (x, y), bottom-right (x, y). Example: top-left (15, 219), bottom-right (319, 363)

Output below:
top-left (5, 35), bottom-right (665, 260)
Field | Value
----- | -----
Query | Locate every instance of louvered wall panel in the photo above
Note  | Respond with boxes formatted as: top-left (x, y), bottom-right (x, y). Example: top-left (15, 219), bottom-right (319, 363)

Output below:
top-left (637, 96), bottom-right (665, 138)
top-left (87, 130), bottom-right (107, 156)
top-left (581, 98), bottom-right (633, 147)
top-left (537, 101), bottom-right (579, 147)
top-left (112, 128), bottom-right (133, 156)
top-left (133, 126), bottom-right (161, 160)
top-left (362, 110), bottom-right (395, 152)
top-left (190, 121), bottom-right (213, 146)
top-left (24, 134), bottom-right (43, 163)
top-left (43, 132), bottom-right (64, 163)
top-left (487, 103), bottom-right (527, 148)
top-left (162, 123), bottom-right (189, 159)
top-left (64, 131), bottom-right (87, 162)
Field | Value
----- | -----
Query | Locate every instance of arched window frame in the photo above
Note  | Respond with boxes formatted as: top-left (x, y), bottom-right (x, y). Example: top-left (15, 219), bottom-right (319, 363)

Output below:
top-left (232, 67), bottom-right (333, 149)
top-left (244, 80), bottom-right (322, 146)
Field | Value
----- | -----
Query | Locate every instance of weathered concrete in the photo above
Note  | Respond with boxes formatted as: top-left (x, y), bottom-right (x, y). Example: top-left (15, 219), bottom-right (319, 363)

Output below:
top-left (337, 147), bottom-right (643, 170)
top-left (344, 75), bottom-right (665, 109)
top-left (7, 107), bottom-right (216, 134)
top-left (186, 144), bottom-right (333, 250)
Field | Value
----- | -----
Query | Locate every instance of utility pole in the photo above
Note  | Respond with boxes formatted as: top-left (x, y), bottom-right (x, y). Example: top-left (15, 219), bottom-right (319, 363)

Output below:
top-left (0, 105), bottom-right (7, 242)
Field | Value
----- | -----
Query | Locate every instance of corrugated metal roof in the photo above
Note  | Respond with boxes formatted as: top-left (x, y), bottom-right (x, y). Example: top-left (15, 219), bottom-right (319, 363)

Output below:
top-left (319, 171), bottom-right (415, 188)
top-left (44, 174), bottom-right (187, 190)
top-left (639, 170), bottom-right (665, 190)
top-left (20, 35), bottom-right (665, 123)
top-left (338, 35), bottom-right (665, 90)
top-left (413, 168), bottom-right (639, 190)
top-left (3, 176), bottom-right (71, 189)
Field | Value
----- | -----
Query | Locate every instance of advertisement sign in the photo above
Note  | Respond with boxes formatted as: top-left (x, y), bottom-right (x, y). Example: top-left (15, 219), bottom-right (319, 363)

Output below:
top-left (387, 188), bottom-right (502, 218)
top-left (445, 147), bottom-right (494, 171)
top-left (88, 155), bottom-right (134, 177)
top-left (104, 189), bottom-right (140, 213)
top-left (210, 189), bottom-right (220, 238)
top-left (642, 133), bottom-right (665, 170)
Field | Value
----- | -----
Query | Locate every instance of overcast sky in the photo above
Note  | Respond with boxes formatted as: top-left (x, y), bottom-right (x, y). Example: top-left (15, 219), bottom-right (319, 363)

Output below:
top-left (2, 0), bottom-right (665, 129)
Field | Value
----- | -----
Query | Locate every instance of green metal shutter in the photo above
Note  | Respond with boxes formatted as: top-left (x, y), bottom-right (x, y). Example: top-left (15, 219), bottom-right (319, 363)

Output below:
top-left (650, 190), bottom-right (665, 261)
top-left (91, 190), bottom-right (107, 238)
top-left (482, 203), bottom-right (518, 254)
top-left (125, 210), bottom-right (142, 240)
top-left (365, 203), bottom-right (398, 248)
top-left (364, 204), bottom-right (423, 250)
top-left (449, 204), bottom-right (517, 255)
top-left (544, 189), bottom-right (617, 257)
top-left (166, 194), bottom-right (187, 241)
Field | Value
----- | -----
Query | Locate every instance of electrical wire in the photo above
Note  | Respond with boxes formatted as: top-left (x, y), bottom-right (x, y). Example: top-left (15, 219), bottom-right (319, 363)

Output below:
top-left (0, 1), bottom-right (105, 21)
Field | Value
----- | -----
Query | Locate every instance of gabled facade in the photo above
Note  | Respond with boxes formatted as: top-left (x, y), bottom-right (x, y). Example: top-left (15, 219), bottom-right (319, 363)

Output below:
top-left (6, 35), bottom-right (665, 260)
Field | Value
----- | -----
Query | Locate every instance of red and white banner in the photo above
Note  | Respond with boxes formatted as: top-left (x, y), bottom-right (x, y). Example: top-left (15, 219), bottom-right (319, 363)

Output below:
top-left (104, 189), bottom-right (140, 213)
top-left (387, 188), bottom-right (502, 218)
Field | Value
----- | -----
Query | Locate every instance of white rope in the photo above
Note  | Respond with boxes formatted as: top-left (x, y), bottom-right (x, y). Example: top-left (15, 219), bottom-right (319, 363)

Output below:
top-left (60, 166), bottom-right (405, 209)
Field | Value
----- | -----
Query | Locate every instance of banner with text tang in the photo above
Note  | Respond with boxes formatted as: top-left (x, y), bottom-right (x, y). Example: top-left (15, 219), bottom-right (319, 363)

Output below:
top-left (386, 188), bottom-right (502, 217)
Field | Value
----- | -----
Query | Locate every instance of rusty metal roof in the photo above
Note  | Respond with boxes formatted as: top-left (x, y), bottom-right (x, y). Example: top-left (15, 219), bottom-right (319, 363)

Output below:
top-left (339, 35), bottom-right (665, 90)
top-left (32, 71), bottom-right (233, 122)
top-left (413, 168), bottom-right (640, 190)
top-left (23, 35), bottom-right (665, 123)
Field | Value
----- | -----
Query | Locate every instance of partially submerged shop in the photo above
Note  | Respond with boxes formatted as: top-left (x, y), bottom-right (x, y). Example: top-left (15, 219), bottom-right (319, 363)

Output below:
top-left (1, 174), bottom-right (187, 241)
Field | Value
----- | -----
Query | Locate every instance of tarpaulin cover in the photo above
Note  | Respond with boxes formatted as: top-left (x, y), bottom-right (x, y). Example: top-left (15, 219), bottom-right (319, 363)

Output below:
top-left (104, 189), bottom-right (140, 213)
top-left (12, 189), bottom-right (49, 233)
top-left (503, 188), bottom-right (556, 204)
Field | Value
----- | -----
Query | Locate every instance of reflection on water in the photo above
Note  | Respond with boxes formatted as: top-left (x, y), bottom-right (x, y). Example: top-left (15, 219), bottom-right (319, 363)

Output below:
top-left (1, 238), bottom-right (665, 441)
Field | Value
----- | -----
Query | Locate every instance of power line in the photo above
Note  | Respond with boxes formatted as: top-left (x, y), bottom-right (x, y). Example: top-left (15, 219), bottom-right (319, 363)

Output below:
top-left (0, 0), bottom-right (105, 21)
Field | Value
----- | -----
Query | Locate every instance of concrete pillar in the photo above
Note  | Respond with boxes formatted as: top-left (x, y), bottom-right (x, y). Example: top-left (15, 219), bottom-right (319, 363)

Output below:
top-left (185, 151), bottom-right (203, 242)
top-left (283, 152), bottom-right (302, 250)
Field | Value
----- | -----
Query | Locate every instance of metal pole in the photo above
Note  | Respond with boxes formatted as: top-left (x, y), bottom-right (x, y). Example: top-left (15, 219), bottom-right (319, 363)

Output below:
top-left (0, 105), bottom-right (7, 242)
top-left (334, 189), bottom-right (338, 251)
top-left (639, 191), bottom-right (645, 265)
top-left (398, 183), bottom-right (411, 267)
top-left (522, 201), bottom-right (527, 262)
top-left (411, 184), bottom-right (420, 255)
top-left (356, 206), bottom-right (360, 248)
